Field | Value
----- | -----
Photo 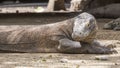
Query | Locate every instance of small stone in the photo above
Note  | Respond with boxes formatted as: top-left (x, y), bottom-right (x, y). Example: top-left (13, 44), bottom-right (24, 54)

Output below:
top-left (48, 55), bottom-right (53, 58)
top-left (42, 58), bottom-right (47, 62)
top-left (95, 56), bottom-right (109, 61)
top-left (81, 60), bottom-right (85, 63)
top-left (60, 58), bottom-right (69, 63)
top-left (76, 65), bottom-right (80, 68)
top-left (115, 63), bottom-right (118, 65)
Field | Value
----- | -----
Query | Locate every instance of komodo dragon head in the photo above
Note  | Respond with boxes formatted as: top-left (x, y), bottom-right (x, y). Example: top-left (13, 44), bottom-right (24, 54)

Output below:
top-left (72, 12), bottom-right (98, 42)
top-left (103, 18), bottom-right (120, 30)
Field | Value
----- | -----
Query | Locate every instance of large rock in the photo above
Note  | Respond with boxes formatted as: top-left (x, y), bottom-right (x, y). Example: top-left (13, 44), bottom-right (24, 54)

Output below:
top-left (46, 0), bottom-right (66, 11)
top-left (85, 0), bottom-right (120, 10)
top-left (69, 0), bottom-right (120, 11)
top-left (88, 4), bottom-right (120, 18)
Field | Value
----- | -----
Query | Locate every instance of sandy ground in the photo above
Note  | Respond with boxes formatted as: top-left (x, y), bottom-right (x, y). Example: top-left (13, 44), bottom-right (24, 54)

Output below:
top-left (0, 14), bottom-right (120, 68)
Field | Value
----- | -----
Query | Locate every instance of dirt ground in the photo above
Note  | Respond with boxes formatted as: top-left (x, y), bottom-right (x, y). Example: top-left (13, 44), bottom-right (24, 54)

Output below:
top-left (0, 14), bottom-right (120, 68)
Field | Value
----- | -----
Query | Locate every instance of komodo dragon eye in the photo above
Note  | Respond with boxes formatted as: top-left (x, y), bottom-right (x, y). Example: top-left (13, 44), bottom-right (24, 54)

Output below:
top-left (85, 18), bottom-right (94, 27)
top-left (85, 21), bottom-right (91, 28)
top-left (86, 23), bottom-right (90, 27)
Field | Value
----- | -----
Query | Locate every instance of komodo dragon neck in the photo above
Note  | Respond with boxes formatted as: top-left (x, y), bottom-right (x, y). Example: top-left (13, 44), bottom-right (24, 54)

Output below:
top-left (58, 18), bottom-right (75, 40)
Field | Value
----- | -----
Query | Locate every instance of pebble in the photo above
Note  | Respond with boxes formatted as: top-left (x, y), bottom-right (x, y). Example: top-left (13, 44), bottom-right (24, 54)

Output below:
top-left (95, 56), bottom-right (109, 61)
top-left (60, 58), bottom-right (69, 63)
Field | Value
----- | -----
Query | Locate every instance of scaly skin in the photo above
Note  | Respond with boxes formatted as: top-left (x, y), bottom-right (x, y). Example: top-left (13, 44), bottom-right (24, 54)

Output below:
top-left (104, 18), bottom-right (120, 30)
top-left (0, 12), bottom-right (115, 54)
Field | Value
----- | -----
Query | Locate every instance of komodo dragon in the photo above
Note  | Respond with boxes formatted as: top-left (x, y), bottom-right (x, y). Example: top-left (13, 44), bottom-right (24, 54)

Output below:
top-left (104, 18), bottom-right (120, 30)
top-left (0, 12), bottom-right (116, 54)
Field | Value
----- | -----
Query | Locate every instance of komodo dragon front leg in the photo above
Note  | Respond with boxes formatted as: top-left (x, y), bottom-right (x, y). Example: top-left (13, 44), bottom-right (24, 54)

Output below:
top-left (91, 40), bottom-right (116, 49)
top-left (85, 40), bottom-right (117, 54)
top-left (57, 38), bottom-right (116, 54)
top-left (58, 38), bottom-right (82, 53)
